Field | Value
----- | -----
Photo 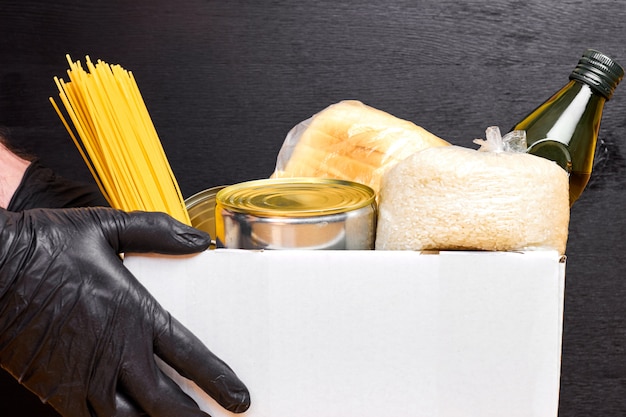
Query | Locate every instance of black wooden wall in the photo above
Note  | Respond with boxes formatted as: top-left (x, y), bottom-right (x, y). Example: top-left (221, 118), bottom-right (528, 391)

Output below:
top-left (2, 1), bottom-right (626, 416)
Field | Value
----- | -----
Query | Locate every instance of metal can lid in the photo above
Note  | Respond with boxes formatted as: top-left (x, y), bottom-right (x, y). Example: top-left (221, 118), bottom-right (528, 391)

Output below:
top-left (184, 185), bottom-right (228, 240)
top-left (216, 178), bottom-right (376, 217)
top-left (185, 185), bottom-right (229, 210)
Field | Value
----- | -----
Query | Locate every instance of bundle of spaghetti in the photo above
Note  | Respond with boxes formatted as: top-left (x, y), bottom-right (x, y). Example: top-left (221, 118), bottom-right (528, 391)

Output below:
top-left (49, 55), bottom-right (190, 225)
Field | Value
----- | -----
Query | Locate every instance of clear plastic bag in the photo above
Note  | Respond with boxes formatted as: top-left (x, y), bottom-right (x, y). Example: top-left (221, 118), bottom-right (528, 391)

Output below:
top-left (473, 126), bottom-right (527, 153)
top-left (376, 126), bottom-right (570, 254)
top-left (271, 100), bottom-right (450, 195)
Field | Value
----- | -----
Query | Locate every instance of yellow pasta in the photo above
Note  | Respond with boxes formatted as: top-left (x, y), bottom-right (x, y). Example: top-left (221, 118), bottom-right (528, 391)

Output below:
top-left (50, 55), bottom-right (190, 225)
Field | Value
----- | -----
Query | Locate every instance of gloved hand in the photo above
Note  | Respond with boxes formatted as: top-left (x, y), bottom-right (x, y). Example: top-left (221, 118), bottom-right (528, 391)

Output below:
top-left (0, 207), bottom-right (250, 417)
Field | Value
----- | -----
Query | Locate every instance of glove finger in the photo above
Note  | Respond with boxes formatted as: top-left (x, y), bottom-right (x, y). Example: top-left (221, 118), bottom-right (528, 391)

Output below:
top-left (115, 390), bottom-right (149, 417)
top-left (96, 209), bottom-right (211, 255)
top-left (154, 315), bottom-right (250, 413)
top-left (119, 350), bottom-right (211, 417)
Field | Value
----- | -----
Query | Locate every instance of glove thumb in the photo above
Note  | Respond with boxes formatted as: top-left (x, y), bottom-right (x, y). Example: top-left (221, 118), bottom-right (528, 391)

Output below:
top-left (97, 209), bottom-right (211, 255)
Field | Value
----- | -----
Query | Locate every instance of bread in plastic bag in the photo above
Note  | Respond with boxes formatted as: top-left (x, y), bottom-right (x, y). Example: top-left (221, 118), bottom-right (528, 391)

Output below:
top-left (271, 100), bottom-right (450, 195)
top-left (375, 127), bottom-right (570, 254)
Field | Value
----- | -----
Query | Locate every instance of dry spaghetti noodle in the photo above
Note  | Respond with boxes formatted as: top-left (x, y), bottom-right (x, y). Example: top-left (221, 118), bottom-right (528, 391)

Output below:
top-left (50, 55), bottom-right (190, 225)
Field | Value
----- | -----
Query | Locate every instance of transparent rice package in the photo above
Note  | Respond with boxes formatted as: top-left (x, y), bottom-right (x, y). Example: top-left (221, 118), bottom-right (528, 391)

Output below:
top-left (375, 126), bottom-right (570, 254)
top-left (271, 100), bottom-right (450, 196)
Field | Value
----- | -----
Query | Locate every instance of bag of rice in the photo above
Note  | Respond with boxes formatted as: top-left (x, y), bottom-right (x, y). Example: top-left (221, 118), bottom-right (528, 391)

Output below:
top-left (375, 127), bottom-right (570, 254)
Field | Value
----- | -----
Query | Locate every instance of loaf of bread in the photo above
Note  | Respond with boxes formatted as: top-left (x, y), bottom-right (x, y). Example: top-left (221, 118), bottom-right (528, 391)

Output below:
top-left (375, 145), bottom-right (570, 254)
top-left (271, 100), bottom-right (450, 195)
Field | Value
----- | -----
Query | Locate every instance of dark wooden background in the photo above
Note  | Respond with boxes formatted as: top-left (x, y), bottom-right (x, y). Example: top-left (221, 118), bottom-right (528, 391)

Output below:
top-left (2, 0), bottom-right (626, 416)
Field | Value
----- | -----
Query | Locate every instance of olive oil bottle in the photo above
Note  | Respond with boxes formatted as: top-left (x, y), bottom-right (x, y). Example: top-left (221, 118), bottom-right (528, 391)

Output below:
top-left (512, 49), bottom-right (624, 206)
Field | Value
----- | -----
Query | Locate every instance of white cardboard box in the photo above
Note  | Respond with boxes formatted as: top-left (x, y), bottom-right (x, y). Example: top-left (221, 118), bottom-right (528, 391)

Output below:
top-left (125, 249), bottom-right (566, 417)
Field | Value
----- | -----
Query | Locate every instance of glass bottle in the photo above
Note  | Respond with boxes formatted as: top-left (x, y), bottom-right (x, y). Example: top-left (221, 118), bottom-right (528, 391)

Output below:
top-left (511, 49), bottom-right (624, 206)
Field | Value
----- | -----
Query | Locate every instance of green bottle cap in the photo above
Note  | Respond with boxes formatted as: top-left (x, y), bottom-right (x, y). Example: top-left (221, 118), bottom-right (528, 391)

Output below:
top-left (569, 49), bottom-right (625, 99)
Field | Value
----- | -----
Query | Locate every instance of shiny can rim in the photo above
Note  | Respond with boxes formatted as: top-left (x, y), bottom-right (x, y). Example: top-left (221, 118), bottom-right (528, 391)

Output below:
top-left (216, 177), bottom-right (376, 218)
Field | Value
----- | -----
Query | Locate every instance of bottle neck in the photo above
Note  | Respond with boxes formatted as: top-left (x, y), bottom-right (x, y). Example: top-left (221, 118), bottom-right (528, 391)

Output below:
top-left (545, 80), bottom-right (605, 143)
top-left (569, 73), bottom-right (613, 101)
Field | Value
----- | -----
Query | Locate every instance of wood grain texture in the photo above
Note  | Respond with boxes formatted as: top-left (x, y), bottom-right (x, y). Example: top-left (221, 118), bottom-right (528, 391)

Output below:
top-left (2, 0), bottom-right (626, 415)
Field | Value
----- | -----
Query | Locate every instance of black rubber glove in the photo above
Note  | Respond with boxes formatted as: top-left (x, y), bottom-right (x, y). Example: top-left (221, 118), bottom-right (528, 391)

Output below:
top-left (0, 207), bottom-right (250, 417)
top-left (7, 160), bottom-right (109, 211)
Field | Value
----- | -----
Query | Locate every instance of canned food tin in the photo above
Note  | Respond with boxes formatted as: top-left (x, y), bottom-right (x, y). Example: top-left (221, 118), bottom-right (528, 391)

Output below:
top-left (185, 185), bottom-right (228, 247)
top-left (215, 178), bottom-right (377, 250)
